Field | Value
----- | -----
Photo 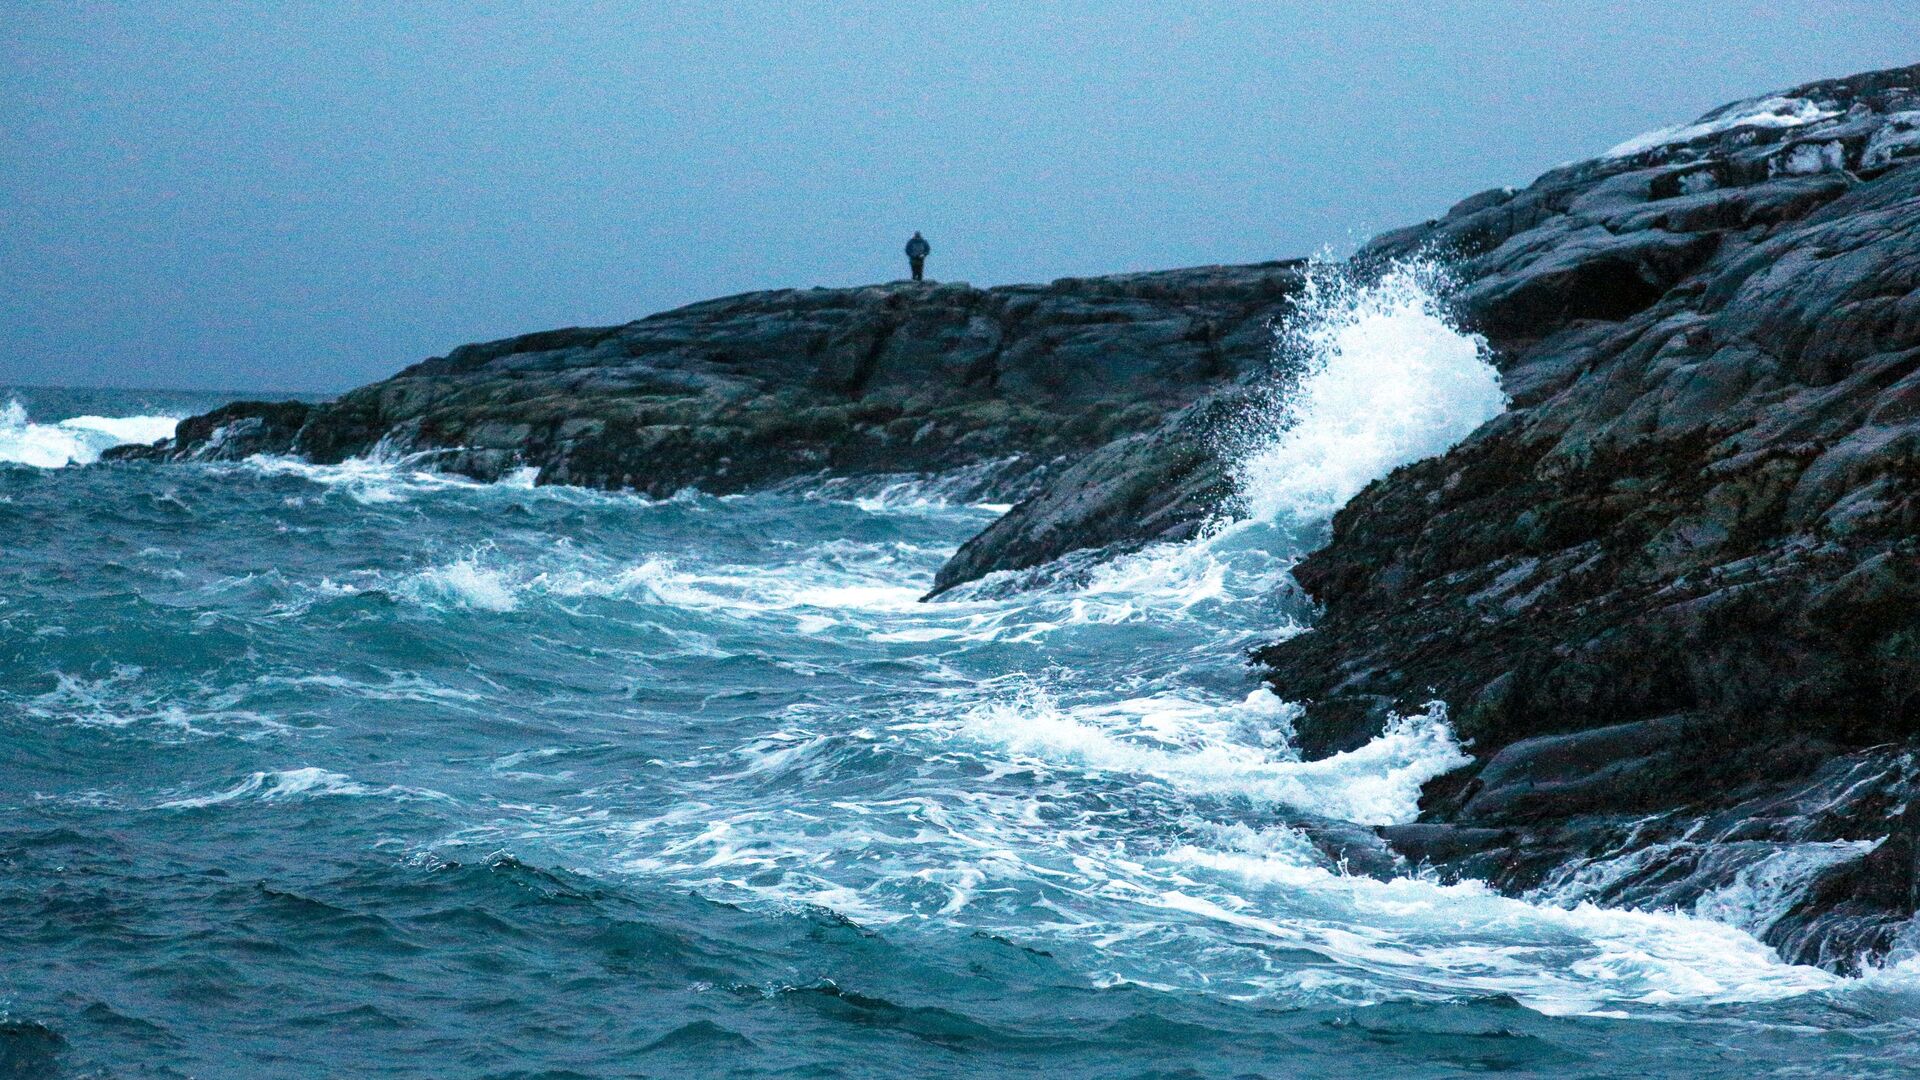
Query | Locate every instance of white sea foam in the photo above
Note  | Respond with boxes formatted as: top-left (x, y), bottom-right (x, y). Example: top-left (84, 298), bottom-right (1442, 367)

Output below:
top-left (387, 543), bottom-right (949, 630)
top-left (1145, 871), bottom-right (1839, 1014)
top-left (956, 691), bottom-right (1465, 826)
top-left (1692, 839), bottom-right (1885, 936)
top-left (571, 683), bottom-right (1839, 1014)
top-left (26, 668), bottom-right (296, 741)
top-left (0, 399), bottom-right (179, 467)
top-left (157, 766), bottom-right (445, 808)
top-left (797, 456), bottom-right (1026, 516)
top-left (400, 556), bottom-right (523, 612)
top-left (235, 452), bottom-right (674, 507)
top-left (240, 454), bottom-right (494, 505)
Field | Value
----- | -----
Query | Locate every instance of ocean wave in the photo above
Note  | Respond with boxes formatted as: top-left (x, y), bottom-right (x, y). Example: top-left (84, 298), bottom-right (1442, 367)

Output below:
top-left (228, 452), bottom-right (684, 508)
top-left (792, 456), bottom-right (1030, 516)
top-left (0, 398), bottom-right (179, 467)
top-left (157, 766), bottom-right (448, 809)
top-left (20, 669), bottom-right (300, 742)
top-left (386, 545), bottom-right (937, 622)
top-left (955, 689), bottom-right (1465, 826)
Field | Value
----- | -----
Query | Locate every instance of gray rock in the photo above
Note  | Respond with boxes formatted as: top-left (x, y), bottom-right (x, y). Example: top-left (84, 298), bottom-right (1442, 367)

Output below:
top-left (926, 390), bottom-right (1252, 597)
top-left (104, 400), bottom-right (314, 463)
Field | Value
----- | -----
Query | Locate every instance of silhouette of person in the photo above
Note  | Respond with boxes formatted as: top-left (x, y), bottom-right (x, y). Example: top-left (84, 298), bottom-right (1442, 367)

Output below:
top-left (904, 232), bottom-right (931, 282)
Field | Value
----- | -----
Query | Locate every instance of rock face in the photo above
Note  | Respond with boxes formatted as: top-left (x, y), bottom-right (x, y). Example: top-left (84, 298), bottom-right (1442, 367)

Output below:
top-left (111, 265), bottom-right (1304, 499)
top-left (1269, 67), bottom-right (1919, 970)
top-left (938, 63), bottom-right (1920, 971)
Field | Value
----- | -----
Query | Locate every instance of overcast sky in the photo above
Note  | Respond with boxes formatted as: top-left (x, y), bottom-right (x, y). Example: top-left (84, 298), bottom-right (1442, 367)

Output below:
top-left (5, 3), bottom-right (1917, 392)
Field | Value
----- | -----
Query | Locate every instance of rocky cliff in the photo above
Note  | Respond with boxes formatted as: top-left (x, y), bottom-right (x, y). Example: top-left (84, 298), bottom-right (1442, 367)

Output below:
top-left (1272, 66), bottom-right (1920, 973)
top-left (947, 63), bottom-right (1920, 971)
top-left (111, 265), bottom-right (1303, 499)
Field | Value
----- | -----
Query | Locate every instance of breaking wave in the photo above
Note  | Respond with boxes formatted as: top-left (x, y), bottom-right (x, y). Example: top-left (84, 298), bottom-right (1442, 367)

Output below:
top-left (1231, 258), bottom-right (1507, 528)
top-left (0, 398), bottom-right (178, 467)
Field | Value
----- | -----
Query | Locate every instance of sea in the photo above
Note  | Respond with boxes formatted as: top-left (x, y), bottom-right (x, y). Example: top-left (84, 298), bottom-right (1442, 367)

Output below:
top-left (5, 266), bottom-right (1919, 1078)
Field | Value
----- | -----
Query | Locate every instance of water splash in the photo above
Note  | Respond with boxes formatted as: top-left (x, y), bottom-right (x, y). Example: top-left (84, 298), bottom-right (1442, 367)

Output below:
top-left (0, 398), bottom-right (179, 468)
top-left (1230, 258), bottom-right (1507, 529)
top-left (956, 690), bottom-right (1467, 826)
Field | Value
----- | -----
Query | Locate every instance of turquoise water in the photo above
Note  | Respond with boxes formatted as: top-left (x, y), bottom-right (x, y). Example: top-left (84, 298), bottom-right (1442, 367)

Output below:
top-left (5, 378), bottom-right (1920, 1079)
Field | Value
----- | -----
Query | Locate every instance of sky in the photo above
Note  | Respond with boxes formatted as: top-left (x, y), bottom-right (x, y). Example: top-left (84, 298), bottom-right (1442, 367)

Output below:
top-left (5, 3), bottom-right (1918, 393)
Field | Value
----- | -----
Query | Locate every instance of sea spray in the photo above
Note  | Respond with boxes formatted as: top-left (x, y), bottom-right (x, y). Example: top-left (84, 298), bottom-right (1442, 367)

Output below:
top-left (1075, 256), bottom-right (1509, 605)
top-left (0, 398), bottom-right (179, 468)
top-left (1230, 257), bottom-right (1508, 529)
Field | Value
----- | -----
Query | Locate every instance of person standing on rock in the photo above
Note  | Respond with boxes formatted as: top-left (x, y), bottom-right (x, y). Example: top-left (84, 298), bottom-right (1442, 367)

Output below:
top-left (904, 231), bottom-right (931, 282)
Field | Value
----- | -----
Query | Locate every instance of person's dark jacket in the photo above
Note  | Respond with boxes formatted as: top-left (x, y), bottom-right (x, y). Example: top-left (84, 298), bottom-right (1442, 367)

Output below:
top-left (905, 235), bottom-right (931, 259)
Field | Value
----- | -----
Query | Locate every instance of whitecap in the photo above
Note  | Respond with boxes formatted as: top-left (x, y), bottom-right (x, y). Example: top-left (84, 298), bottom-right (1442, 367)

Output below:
top-left (955, 689), bottom-right (1465, 826)
top-left (0, 398), bottom-right (180, 467)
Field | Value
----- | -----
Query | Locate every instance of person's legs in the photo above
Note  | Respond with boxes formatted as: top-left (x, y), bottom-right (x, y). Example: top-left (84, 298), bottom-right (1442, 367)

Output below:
top-left (910, 256), bottom-right (924, 281)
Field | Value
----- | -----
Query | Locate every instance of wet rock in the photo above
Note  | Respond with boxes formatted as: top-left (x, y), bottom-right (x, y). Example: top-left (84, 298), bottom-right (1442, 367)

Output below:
top-left (926, 391), bottom-right (1248, 597)
top-left (104, 400), bottom-right (313, 462)
top-left (1293, 815), bottom-right (1410, 881)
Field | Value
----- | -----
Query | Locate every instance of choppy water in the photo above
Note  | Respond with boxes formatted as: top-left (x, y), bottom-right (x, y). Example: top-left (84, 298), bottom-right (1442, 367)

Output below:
top-left (6, 272), bottom-right (1920, 1078)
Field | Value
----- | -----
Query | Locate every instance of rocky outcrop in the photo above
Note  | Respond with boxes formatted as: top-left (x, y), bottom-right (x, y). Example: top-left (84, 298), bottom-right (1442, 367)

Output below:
top-left (935, 63), bottom-right (1920, 970)
top-left (1264, 67), bottom-right (1920, 969)
top-left (111, 265), bottom-right (1304, 499)
top-left (143, 400), bottom-right (317, 461)
top-left (926, 390), bottom-right (1249, 596)
top-left (933, 65), bottom-right (1920, 596)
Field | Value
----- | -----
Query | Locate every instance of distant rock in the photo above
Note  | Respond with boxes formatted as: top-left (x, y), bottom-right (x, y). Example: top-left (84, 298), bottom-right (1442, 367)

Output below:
top-left (112, 266), bottom-right (1305, 500)
top-left (106, 400), bottom-right (315, 462)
